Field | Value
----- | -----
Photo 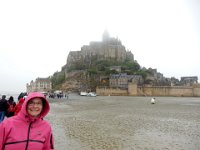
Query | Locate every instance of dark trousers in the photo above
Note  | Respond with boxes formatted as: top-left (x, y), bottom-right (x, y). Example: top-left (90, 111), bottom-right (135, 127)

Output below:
top-left (0, 111), bottom-right (6, 123)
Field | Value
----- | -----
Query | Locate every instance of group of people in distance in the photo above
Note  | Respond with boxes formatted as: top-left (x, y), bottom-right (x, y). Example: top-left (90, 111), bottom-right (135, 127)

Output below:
top-left (0, 92), bottom-right (54, 150)
top-left (0, 93), bottom-right (26, 122)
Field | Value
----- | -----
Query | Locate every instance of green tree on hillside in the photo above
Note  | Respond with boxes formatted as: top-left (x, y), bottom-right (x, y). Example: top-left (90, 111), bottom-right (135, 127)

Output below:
top-left (50, 71), bottom-right (65, 89)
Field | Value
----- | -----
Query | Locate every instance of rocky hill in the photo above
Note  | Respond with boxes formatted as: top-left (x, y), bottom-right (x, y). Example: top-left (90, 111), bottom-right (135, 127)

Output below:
top-left (51, 31), bottom-right (188, 92)
top-left (65, 30), bottom-right (134, 72)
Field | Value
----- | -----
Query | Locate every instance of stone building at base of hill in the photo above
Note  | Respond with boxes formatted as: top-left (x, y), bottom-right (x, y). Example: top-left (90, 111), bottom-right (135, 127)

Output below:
top-left (26, 77), bottom-right (52, 93)
top-left (109, 73), bottom-right (143, 88)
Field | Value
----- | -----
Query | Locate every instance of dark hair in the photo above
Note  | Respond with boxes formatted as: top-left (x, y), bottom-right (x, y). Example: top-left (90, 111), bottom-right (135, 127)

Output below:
top-left (9, 96), bottom-right (14, 102)
top-left (42, 99), bottom-right (46, 107)
top-left (18, 92), bottom-right (27, 100)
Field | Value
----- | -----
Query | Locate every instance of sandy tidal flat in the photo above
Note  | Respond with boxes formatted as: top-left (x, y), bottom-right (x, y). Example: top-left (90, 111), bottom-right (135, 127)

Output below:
top-left (46, 96), bottom-right (200, 150)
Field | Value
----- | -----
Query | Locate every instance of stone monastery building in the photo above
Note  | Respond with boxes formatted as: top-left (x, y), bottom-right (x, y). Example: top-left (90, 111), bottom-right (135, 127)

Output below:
top-left (66, 30), bottom-right (134, 68)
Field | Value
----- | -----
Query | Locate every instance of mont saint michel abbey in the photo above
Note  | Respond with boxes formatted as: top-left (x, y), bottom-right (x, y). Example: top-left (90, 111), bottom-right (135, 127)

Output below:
top-left (66, 30), bottom-right (134, 68)
top-left (27, 31), bottom-right (200, 97)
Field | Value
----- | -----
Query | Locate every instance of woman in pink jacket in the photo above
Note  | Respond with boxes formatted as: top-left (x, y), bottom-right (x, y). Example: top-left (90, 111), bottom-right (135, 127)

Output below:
top-left (0, 92), bottom-right (54, 150)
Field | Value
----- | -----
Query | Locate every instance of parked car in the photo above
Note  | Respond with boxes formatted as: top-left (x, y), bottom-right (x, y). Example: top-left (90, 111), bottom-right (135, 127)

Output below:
top-left (80, 91), bottom-right (88, 96)
top-left (87, 92), bottom-right (97, 97)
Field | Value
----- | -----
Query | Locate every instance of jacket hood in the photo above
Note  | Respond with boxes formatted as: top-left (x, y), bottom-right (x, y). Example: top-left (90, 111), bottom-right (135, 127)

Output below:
top-left (19, 92), bottom-right (50, 120)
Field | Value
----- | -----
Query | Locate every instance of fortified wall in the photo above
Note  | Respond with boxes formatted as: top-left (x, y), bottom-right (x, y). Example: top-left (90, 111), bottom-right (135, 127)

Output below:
top-left (96, 83), bottom-right (200, 97)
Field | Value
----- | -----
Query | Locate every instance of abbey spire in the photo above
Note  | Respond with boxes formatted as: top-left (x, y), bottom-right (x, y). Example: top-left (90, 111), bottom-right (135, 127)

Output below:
top-left (102, 29), bottom-right (110, 41)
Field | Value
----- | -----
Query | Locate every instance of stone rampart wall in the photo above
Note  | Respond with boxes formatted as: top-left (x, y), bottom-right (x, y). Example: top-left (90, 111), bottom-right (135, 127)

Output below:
top-left (137, 86), bottom-right (194, 97)
top-left (96, 84), bottom-right (200, 97)
top-left (96, 87), bottom-right (128, 96)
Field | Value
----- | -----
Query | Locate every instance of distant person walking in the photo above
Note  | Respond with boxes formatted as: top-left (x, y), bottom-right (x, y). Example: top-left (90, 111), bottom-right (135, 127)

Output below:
top-left (0, 95), bottom-right (9, 123)
top-left (66, 92), bottom-right (69, 100)
top-left (0, 92), bottom-right (54, 150)
top-left (6, 96), bottom-right (16, 117)
top-left (151, 97), bottom-right (156, 104)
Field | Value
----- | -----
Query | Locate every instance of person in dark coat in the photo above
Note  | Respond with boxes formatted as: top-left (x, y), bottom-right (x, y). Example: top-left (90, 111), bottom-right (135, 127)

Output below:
top-left (7, 96), bottom-right (16, 117)
top-left (0, 95), bottom-right (9, 122)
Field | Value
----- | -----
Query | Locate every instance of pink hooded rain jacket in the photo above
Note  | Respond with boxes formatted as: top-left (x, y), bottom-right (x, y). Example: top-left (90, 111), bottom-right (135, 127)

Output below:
top-left (0, 92), bottom-right (54, 150)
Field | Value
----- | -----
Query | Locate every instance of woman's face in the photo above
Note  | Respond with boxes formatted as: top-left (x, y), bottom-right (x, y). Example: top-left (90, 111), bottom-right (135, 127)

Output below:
top-left (27, 98), bottom-right (43, 118)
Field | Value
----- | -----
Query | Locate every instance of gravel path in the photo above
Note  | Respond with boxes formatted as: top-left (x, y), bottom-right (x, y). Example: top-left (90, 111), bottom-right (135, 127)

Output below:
top-left (45, 95), bottom-right (200, 150)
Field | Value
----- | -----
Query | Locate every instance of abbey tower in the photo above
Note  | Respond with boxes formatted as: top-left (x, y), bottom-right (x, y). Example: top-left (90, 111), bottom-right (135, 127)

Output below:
top-left (66, 31), bottom-right (134, 68)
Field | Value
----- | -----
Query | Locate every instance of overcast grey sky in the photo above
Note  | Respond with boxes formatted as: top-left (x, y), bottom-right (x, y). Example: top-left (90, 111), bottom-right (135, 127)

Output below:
top-left (0, 0), bottom-right (199, 94)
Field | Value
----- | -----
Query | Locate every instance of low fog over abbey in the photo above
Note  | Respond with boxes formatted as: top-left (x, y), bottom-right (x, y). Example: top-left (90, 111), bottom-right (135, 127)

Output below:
top-left (27, 30), bottom-right (198, 95)
top-left (66, 30), bottom-right (134, 68)
top-left (65, 30), bottom-right (197, 86)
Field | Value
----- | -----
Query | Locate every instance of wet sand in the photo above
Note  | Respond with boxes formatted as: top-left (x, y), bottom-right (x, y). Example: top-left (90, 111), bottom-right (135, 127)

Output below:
top-left (46, 95), bottom-right (200, 150)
